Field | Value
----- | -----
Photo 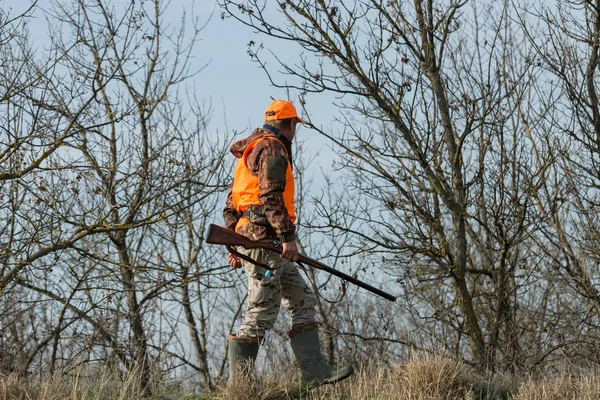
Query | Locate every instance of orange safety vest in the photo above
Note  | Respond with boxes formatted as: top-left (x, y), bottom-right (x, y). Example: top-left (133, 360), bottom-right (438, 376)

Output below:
top-left (232, 136), bottom-right (296, 231)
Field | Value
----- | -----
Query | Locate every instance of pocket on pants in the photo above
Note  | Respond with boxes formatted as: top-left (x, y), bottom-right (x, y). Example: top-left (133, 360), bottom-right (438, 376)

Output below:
top-left (248, 275), bottom-right (277, 306)
top-left (241, 248), bottom-right (267, 280)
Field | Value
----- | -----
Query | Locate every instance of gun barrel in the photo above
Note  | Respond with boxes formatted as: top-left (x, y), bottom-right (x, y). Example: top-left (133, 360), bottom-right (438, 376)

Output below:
top-left (298, 256), bottom-right (397, 302)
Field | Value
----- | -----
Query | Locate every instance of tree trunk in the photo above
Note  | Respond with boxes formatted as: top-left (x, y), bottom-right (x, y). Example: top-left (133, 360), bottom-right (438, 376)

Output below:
top-left (181, 271), bottom-right (213, 390)
top-left (114, 234), bottom-right (151, 392)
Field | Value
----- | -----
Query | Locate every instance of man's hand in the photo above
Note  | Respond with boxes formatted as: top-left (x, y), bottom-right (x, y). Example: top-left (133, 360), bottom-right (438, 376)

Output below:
top-left (228, 253), bottom-right (243, 269)
top-left (281, 240), bottom-right (299, 262)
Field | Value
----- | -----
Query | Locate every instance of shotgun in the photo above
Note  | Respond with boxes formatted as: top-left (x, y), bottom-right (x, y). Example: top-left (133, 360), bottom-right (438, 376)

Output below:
top-left (206, 224), bottom-right (397, 302)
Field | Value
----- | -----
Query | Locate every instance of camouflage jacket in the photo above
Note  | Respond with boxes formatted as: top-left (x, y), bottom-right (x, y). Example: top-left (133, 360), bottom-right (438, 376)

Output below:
top-left (223, 126), bottom-right (297, 243)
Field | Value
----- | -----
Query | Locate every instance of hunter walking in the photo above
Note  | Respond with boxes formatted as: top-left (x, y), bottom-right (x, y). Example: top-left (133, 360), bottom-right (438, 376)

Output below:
top-left (223, 99), bottom-right (354, 386)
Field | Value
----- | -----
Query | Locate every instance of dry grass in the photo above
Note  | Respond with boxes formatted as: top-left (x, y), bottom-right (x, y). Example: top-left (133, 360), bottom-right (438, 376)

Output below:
top-left (4, 355), bottom-right (600, 399)
top-left (219, 352), bottom-right (513, 400)
top-left (214, 361), bottom-right (309, 400)
top-left (512, 371), bottom-right (600, 400)
top-left (0, 371), bottom-right (126, 400)
top-left (0, 366), bottom-right (185, 400)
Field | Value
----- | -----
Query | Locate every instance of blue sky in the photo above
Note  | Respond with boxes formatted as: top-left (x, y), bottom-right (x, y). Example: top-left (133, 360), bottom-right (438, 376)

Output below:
top-left (172, 0), bottom-right (339, 160)
top-left (12, 0), bottom-right (339, 175)
top-left (178, 0), bottom-right (341, 193)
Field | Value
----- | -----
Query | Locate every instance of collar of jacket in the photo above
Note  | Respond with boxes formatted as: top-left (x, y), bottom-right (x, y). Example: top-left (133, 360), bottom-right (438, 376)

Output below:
top-left (262, 124), bottom-right (293, 167)
top-left (263, 124), bottom-right (291, 147)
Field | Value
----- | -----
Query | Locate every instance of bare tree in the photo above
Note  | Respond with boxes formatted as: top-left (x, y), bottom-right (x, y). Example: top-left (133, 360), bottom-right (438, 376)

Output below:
top-left (519, 0), bottom-right (600, 366)
top-left (219, 0), bottom-right (565, 372)
top-left (0, 0), bottom-right (232, 393)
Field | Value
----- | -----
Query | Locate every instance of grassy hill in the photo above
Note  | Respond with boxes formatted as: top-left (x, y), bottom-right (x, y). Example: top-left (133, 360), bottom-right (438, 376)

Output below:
top-left (2, 354), bottom-right (599, 399)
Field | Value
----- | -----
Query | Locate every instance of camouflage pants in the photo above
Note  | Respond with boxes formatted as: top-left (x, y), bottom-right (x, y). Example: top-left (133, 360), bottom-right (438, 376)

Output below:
top-left (235, 243), bottom-right (316, 340)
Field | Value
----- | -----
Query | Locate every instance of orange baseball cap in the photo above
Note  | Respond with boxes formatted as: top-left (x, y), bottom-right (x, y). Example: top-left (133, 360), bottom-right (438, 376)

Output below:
top-left (264, 99), bottom-right (306, 123)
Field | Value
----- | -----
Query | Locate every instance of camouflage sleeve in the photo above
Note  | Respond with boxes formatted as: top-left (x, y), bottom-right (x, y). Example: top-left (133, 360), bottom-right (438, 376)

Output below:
top-left (247, 139), bottom-right (296, 242)
top-left (223, 182), bottom-right (241, 231)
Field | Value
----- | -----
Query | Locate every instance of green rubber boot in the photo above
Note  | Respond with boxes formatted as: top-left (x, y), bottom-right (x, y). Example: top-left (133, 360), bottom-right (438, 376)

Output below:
top-left (288, 324), bottom-right (354, 387)
top-left (227, 334), bottom-right (259, 386)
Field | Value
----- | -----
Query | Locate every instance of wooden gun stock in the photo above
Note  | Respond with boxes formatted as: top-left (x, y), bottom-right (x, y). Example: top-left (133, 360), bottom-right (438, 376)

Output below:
top-left (205, 224), bottom-right (260, 249)
top-left (206, 224), bottom-right (396, 302)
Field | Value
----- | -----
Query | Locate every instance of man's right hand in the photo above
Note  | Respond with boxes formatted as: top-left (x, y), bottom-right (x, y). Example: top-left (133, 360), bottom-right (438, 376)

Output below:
top-left (281, 240), bottom-right (299, 262)
top-left (228, 253), bottom-right (243, 269)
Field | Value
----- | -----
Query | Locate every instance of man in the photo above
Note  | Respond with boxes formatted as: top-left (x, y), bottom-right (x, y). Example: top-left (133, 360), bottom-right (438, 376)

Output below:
top-left (223, 99), bottom-right (354, 387)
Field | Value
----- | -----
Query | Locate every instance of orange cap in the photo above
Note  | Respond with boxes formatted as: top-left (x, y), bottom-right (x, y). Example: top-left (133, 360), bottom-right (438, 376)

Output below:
top-left (264, 99), bottom-right (306, 124)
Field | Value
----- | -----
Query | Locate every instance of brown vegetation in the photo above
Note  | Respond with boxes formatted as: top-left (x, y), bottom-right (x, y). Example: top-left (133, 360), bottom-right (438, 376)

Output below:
top-left (5, 354), bottom-right (600, 399)
top-left (4, 0), bottom-right (600, 398)
top-left (0, 366), bottom-right (179, 400)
